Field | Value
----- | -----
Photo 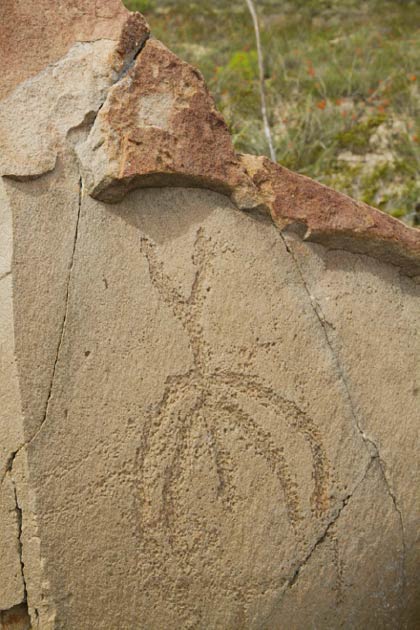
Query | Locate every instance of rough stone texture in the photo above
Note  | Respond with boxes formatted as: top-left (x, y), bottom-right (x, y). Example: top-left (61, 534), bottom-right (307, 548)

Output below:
top-left (0, 179), bottom-right (24, 479)
top-left (0, 476), bottom-right (25, 611)
top-left (76, 39), bottom-right (420, 277)
top-left (77, 38), bottom-right (260, 209)
top-left (0, 0), bottom-right (129, 99)
top-left (241, 154), bottom-right (420, 278)
top-left (1, 3), bottom-right (419, 629)
top-left (281, 233), bottom-right (420, 628)
top-left (0, 40), bottom-right (118, 180)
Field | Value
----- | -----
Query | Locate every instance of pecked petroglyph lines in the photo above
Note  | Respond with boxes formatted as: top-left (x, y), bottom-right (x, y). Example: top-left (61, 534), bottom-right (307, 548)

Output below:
top-left (213, 371), bottom-right (331, 516)
top-left (137, 228), bottom-right (330, 537)
top-left (210, 388), bottom-right (300, 526)
top-left (199, 406), bottom-right (237, 511)
top-left (140, 228), bottom-right (212, 370)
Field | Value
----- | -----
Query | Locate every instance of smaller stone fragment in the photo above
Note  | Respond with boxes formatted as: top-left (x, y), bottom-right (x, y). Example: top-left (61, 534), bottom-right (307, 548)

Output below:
top-left (77, 38), bottom-right (261, 210)
top-left (241, 153), bottom-right (420, 277)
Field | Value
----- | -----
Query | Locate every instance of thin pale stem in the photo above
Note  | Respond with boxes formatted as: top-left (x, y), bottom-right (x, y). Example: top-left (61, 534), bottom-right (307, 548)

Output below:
top-left (244, 0), bottom-right (276, 161)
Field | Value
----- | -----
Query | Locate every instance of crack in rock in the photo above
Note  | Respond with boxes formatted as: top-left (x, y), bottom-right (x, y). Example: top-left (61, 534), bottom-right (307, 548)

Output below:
top-left (5, 176), bottom-right (83, 479)
top-left (0, 450), bottom-right (18, 489)
top-left (0, 270), bottom-right (11, 283)
top-left (0, 458), bottom-right (31, 629)
top-left (285, 456), bottom-right (376, 592)
top-left (24, 177), bottom-right (83, 451)
top-left (88, 13), bottom-right (151, 131)
top-left (11, 474), bottom-right (28, 608)
top-left (281, 232), bottom-right (407, 592)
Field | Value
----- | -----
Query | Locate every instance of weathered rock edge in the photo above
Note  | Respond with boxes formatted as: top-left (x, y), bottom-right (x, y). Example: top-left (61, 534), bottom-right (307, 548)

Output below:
top-left (76, 10), bottom-right (420, 278)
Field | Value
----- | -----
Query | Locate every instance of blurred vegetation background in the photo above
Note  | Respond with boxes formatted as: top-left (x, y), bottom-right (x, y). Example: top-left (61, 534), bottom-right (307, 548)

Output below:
top-left (124, 0), bottom-right (420, 225)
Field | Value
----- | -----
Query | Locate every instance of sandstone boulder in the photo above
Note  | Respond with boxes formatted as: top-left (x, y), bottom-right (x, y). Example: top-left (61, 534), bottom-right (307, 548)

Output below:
top-left (0, 3), bottom-right (419, 629)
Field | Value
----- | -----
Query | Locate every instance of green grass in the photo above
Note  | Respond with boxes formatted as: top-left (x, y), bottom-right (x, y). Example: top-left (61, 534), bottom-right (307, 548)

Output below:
top-left (124, 0), bottom-right (420, 225)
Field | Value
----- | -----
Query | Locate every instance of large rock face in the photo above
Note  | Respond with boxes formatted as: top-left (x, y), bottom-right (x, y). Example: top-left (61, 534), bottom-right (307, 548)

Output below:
top-left (0, 3), bottom-right (419, 629)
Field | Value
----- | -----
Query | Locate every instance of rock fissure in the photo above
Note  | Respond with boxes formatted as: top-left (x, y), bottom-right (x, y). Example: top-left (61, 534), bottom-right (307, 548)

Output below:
top-left (24, 177), bottom-right (83, 448)
top-left (0, 604), bottom-right (31, 630)
top-left (0, 450), bottom-right (18, 489)
top-left (0, 270), bottom-right (11, 283)
top-left (282, 232), bottom-right (407, 591)
top-left (114, 28), bottom-right (149, 82)
top-left (11, 471), bottom-right (28, 607)
top-left (285, 456), bottom-right (376, 592)
top-left (0, 461), bottom-right (31, 629)
top-left (87, 12), bottom-right (151, 132)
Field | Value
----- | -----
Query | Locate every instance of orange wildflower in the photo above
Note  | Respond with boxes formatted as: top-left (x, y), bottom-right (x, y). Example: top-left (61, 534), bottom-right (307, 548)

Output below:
top-left (316, 100), bottom-right (327, 110)
top-left (307, 61), bottom-right (316, 77)
top-left (408, 74), bottom-right (416, 82)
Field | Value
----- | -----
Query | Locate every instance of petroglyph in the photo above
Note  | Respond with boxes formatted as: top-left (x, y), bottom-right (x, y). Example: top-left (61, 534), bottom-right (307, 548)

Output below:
top-left (136, 229), bottom-right (331, 546)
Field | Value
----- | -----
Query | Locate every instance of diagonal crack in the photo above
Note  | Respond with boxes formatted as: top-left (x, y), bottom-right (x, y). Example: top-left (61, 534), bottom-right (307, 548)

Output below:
top-left (0, 27), bottom-right (149, 620)
top-left (115, 30), bottom-right (150, 83)
top-left (0, 270), bottom-right (12, 283)
top-left (89, 29), bottom-right (150, 130)
top-left (285, 457), bottom-right (376, 592)
top-left (23, 177), bottom-right (83, 449)
top-left (280, 231), bottom-right (407, 593)
top-left (1, 175), bottom-right (82, 474)
top-left (0, 449), bottom-right (19, 489)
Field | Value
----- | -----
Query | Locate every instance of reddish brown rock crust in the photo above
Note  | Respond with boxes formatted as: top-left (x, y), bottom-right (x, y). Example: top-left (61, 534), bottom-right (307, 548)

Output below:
top-left (2, 2), bottom-right (419, 276)
top-left (113, 11), bottom-right (150, 76)
top-left (79, 38), bottom-right (258, 208)
top-left (75, 14), bottom-right (420, 278)
top-left (240, 155), bottom-right (420, 277)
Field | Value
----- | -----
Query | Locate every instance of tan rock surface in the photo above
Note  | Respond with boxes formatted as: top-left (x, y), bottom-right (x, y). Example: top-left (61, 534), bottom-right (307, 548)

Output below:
top-left (0, 476), bottom-right (25, 612)
top-left (0, 40), bottom-right (118, 180)
top-left (1, 3), bottom-right (419, 629)
top-left (281, 233), bottom-right (420, 627)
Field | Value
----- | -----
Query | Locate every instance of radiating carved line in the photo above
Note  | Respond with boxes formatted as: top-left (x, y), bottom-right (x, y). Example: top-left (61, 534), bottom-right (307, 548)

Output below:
top-left (140, 236), bottom-right (188, 322)
top-left (208, 387), bottom-right (301, 530)
top-left (214, 371), bottom-right (330, 516)
top-left (159, 402), bottom-right (201, 540)
top-left (200, 401), bottom-right (238, 511)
